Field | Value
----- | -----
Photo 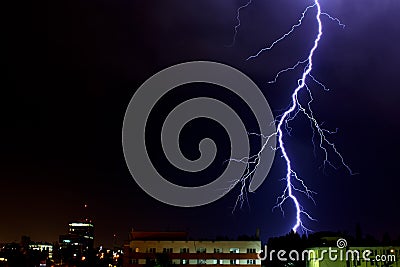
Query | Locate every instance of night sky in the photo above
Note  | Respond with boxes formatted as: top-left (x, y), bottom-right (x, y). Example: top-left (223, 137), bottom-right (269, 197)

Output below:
top-left (3, 0), bottom-right (400, 247)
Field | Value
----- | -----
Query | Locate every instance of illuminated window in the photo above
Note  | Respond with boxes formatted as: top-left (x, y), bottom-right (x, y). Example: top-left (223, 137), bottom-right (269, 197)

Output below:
top-left (230, 259), bottom-right (239, 265)
top-left (230, 249), bottom-right (239, 265)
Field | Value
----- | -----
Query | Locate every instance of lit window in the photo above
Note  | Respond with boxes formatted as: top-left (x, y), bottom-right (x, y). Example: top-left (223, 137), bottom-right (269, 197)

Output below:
top-left (230, 248), bottom-right (239, 253)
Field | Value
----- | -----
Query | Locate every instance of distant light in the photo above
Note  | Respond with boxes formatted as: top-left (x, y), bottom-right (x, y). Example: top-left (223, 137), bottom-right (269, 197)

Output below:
top-left (390, 249), bottom-right (395, 253)
top-left (69, 223), bottom-right (93, 227)
top-left (81, 256), bottom-right (86, 261)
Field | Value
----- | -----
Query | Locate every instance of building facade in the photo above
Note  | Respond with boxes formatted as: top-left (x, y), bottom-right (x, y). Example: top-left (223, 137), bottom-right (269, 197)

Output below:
top-left (59, 220), bottom-right (94, 261)
top-left (29, 242), bottom-right (53, 259)
top-left (123, 231), bottom-right (261, 267)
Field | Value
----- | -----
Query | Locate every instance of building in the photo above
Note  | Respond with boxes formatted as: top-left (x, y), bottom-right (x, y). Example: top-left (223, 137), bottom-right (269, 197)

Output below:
top-left (59, 220), bottom-right (94, 261)
top-left (307, 246), bottom-right (400, 267)
top-left (0, 239), bottom-right (53, 266)
top-left (29, 242), bottom-right (53, 259)
top-left (123, 230), bottom-right (261, 267)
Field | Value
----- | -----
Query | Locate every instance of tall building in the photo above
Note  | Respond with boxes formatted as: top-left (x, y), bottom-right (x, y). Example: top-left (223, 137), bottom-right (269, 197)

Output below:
top-left (123, 230), bottom-right (261, 267)
top-left (59, 220), bottom-right (94, 261)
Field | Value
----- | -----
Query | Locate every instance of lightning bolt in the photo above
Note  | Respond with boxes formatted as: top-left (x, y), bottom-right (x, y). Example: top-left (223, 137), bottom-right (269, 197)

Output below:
top-left (228, 0), bottom-right (253, 47)
top-left (229, 0), bottom-right (354, 234)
